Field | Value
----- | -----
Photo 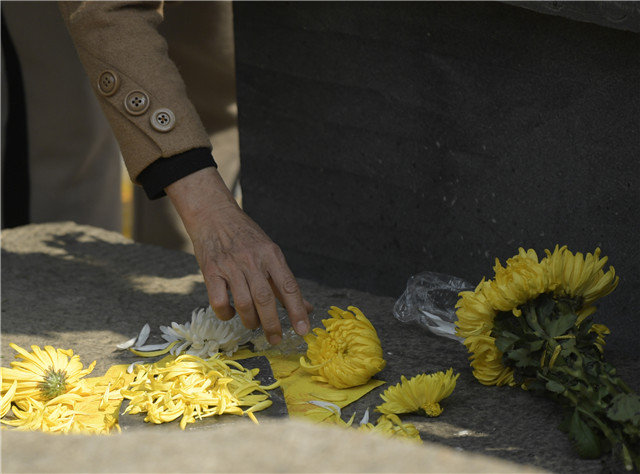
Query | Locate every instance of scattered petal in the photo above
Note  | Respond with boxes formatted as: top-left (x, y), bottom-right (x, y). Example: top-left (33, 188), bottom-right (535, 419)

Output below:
top-left (116, 337), bottom-right (137, 350)
top-left (127, 361), bottom-right (145, 374)
top-left (134, 324), bottom-right (151, 348)
top-left (308, 400), bottom-right (342, 417)
top-left (359, 407), bottom-right (370, 426)
top-left (122, 354), bottom-right (276, 429)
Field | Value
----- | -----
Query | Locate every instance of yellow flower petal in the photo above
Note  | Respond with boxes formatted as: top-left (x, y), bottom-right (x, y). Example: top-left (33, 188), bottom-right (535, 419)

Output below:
top-left (1, 380), bottom-right (18, 417)
top-left (300, 306), bottom-right (386, 389)
top-left (456, 246), bottom-right (617, 386)
top-left (121, 354), bottom-right (277, 429)
top-left (376, 369), bottom-right (459, 416)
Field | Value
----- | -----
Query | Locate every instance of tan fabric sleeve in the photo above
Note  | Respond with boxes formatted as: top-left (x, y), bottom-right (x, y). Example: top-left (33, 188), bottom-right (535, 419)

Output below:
top-left (58, 1), bottom-right (212, 182)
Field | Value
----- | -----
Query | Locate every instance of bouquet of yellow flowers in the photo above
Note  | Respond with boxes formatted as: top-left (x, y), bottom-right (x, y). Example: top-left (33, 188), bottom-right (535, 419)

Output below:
top-left (455, 246), bottom-right (639, 470)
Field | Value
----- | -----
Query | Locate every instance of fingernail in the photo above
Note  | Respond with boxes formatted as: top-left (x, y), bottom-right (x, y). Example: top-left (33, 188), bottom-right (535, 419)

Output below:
top-left (295, 321), bottom-right (309, 335)
top-left (269, 334), bottom-right (282, 345)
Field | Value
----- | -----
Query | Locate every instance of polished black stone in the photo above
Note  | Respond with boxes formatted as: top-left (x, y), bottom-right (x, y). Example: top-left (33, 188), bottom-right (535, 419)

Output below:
top-left (234, 1), bottom-right (640, 351)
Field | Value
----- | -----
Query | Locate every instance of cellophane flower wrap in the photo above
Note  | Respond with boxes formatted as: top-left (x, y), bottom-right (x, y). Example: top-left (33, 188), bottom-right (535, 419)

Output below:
top-left (455, 246), bottom-right (639, 470)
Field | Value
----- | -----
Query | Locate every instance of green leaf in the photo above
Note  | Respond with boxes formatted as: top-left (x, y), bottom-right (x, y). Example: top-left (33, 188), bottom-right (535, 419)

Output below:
top-left (506, 348), bottom-right (537, 368)
top-left (607, 394), bottom-right (640, 423)
top-left (546, 380), bottom-right (565, 393)
top-left (529, 339), bottom-right (545, 351)
top-left (569, 410), bottom-right (601, 459)
top-left (495, 331), bottom-right (520, 353)
top-left (523, 304), bottom-right (544, 335)
top-left (560, 338), bottom-right (576, 351)
top-left (545, 311), bottom-right (578, 338)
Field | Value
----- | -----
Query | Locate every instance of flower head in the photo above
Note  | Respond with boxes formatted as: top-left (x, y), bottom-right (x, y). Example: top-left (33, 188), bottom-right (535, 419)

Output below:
top-left (454, 280), bottom-right (495, 338)
top-left (455, 281), bottom-right (516, 386)
top-left (159, 307), bottom-right (252, 357)
top-left (455, 246), bottom-right (618, 387)
top-left (300, 306), bottom-right (386, 389)
top-left (482, 248), bottom-right (553, 315)
top-left (1, 344), bottom-right (121, 434)
top-left (376, 369), bottom-right (459, 417)
top-left (1, 344), bottom-right (96, 403)
top-left (544, 245), bottom-right (618, 308)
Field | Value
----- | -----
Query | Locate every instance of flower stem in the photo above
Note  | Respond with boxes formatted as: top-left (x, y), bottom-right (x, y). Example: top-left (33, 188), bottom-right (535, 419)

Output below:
top-left (493, 294), bottom-right (640, 471)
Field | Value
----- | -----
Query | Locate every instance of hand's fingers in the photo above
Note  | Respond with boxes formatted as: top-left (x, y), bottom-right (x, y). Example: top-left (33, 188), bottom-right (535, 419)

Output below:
top-left (245, 271), bottom-right (281, 345)
top-left (228, 271), bottom-right (260, 330)
top-left (206, 276), bottom-right (235, 321)
top-left (267, 259), bottom-right (310, 336)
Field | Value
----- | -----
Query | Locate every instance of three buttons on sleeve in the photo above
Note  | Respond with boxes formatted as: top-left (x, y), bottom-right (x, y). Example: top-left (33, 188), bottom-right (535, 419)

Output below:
top-left (98, 71), bottom-right (176, 131)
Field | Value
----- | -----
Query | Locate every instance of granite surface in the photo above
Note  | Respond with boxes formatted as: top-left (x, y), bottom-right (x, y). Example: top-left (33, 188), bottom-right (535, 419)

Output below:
top-left (2, 222), bottom-right (638, 472)
top-left (233, 1), bottom-right (640, 352)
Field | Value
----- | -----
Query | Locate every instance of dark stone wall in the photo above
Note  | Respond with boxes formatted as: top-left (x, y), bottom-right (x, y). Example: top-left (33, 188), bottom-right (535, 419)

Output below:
top-left (233, 2), bottom-right (640, 347)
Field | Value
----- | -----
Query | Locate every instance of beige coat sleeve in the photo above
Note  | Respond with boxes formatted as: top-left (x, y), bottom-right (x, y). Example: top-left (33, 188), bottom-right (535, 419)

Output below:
top-left (59, 1), bottom-right (211, 182)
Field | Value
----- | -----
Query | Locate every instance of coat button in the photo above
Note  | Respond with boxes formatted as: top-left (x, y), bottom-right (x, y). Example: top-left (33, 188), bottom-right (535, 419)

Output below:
top-left (97, 70), bottom-right (119, 96)
top-left (150, 108), bottom-right (176, 132)
top-left (124, 91), bottom-right (150, 116)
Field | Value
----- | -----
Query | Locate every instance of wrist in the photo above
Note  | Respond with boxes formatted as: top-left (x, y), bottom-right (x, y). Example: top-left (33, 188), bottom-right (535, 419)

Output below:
top-left (166, 167), bottom-right (239, 232)
top-left (137, 148), bottom-right (216, 200)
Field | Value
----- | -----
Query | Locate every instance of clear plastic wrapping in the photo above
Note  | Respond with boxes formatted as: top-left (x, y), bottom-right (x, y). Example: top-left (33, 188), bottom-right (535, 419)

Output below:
top-left (393, 272), bottom-right (473, 342)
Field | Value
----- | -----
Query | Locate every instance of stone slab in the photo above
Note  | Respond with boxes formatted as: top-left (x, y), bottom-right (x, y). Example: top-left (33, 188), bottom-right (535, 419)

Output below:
top-left (233, 1), bottom-right (640, 352)
top-left (2, 420), bottom-right (539, 473)
top-left (2, 222), bottom-right (638, 472)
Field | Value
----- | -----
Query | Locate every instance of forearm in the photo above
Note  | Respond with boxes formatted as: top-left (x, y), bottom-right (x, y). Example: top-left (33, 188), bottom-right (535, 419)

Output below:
top-left (59, 1), bottom-right (211, 181)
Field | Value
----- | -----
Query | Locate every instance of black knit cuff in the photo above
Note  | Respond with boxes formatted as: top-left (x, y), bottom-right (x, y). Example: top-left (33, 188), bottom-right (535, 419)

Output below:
top-left (137, 148), bottom-right (217, 200)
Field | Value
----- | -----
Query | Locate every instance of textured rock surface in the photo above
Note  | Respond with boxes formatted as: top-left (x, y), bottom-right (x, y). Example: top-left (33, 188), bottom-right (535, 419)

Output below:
top-left (2, 420), bottom-right (538, 473)
top-left (233, 1), bottom-right (640, 350)
top-left (2, 222), bottom-right (638, 472)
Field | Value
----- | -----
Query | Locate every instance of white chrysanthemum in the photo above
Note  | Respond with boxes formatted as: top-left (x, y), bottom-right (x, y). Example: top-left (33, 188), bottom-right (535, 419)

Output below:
top-left (160, 307), bottom-right (252, 357)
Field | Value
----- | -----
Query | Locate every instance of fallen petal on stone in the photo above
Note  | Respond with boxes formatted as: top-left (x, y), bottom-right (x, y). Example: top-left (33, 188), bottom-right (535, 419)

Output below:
top-left (116, 337), bottom-right (137, 350)
top-left (359, 408), bottom-right (370, 426)
top-left (134, 342), bottom-right (172, 351)
top-left (308, 400), bottom-right (341, 417)
top-left (127, 361), bottom-right (145, 374)
top-left (134, 323), bottom-right (151, 348)
top-left (129, 341), bottom-right (177, 357)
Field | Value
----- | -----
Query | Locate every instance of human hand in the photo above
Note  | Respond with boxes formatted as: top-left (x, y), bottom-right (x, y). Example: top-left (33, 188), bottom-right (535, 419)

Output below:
top-left (166, 167), bottom-right (312, 344)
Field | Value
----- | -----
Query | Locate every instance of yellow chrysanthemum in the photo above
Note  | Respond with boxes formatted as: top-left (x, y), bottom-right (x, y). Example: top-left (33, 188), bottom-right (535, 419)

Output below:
top-left (463, 335), bottom-right (514, 386)
top-left (0, 381), bottom-right (18, 418)
top-left (544, 245), bottom-right (619, 310)
top-left (1, 344), bottom-right (96, 404)
top-left (454, 279), bottom-right (495, 339)
top-left (455, 246), bottom-right (618, 387)
top-left (376, 369), bottom-right (459, 417)
top-left (1, 344), bottom-right (124, 434)
top-left (1, 392), bottom-right (118, 434)
top-left (300, 306), bottom-right (386, 389)
top-left (455, 282), bottom-right (515, 386)
top-left (482, 248), bottom-right (554, 315)
top-left (122, 354), bottom-right (277, 429)
top-left (358, 413), bottom-right (421, 442)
